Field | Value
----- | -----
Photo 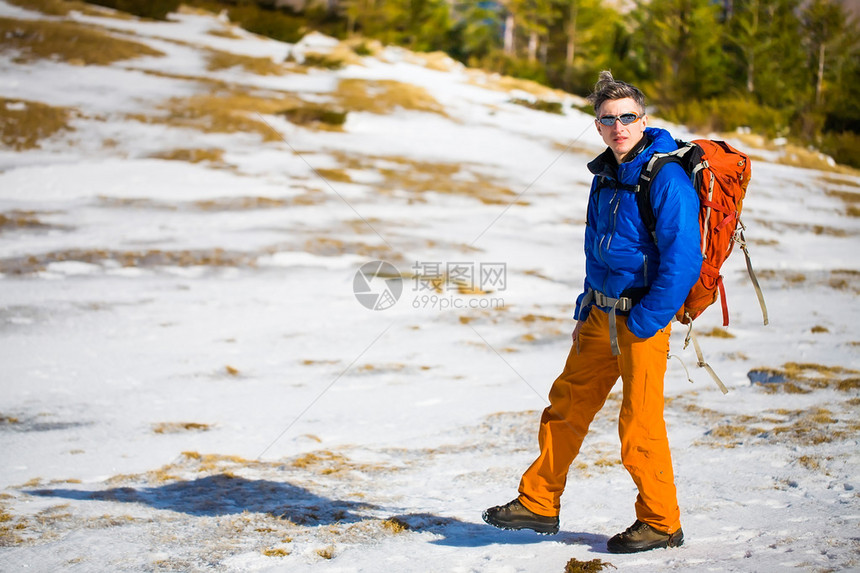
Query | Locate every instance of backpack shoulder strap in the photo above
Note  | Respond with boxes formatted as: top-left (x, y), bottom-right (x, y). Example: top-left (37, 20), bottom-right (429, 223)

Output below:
top-left (636, 141), bottom-right (701, 244)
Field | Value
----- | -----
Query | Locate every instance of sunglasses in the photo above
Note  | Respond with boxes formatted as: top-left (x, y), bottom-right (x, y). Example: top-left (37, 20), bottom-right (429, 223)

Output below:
top-left (597, 112), bottom-right (643, 126)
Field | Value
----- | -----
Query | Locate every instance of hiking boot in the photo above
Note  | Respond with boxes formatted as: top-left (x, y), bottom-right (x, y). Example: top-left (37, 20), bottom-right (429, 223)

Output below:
top-left (607, 520), bottom-right (684, 553)
top-left (482, 499), bottom-right (560, 535)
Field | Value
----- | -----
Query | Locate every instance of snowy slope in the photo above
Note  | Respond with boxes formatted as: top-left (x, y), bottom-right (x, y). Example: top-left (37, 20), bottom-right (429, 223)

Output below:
top-left (0, 3), bottom-right (858, 572)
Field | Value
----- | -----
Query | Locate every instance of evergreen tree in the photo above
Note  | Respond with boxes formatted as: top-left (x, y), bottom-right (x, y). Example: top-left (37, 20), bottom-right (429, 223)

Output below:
top-left (546, 0), bottom-right (627, 93)
top-left (727, 0), bottom-right (807, 110)
top-left (458, 2), bottom-right (505, 62)
top-left (802, 0), bottom-right (854, 106)
top-left (630, 0), bottom-right (727, 106)
top-left (510, 0), bottom-right (555, 63)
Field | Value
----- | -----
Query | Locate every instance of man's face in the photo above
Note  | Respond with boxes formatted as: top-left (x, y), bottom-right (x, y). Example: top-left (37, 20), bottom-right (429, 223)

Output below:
top-left (595, 97), bottom-right (647, 163)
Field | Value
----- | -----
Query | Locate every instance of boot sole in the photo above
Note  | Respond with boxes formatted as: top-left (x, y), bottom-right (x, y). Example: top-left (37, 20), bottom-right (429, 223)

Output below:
top-left (482, 511), bottom-right (559, 535)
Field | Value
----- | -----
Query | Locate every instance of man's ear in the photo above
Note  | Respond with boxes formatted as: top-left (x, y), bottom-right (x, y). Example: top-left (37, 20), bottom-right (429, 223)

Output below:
top-left (641, 114), bottom-right (647, 128)
top-left (594, 120), bottom-right (602, 136)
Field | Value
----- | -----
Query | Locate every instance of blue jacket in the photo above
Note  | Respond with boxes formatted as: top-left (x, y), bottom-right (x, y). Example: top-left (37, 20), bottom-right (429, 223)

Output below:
top-left (575, 127), bottom-right (702, 339)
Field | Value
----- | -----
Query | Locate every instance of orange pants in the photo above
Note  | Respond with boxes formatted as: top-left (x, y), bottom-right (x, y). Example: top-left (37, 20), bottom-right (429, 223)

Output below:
top-left (517, 308), bottom-right (681, 534)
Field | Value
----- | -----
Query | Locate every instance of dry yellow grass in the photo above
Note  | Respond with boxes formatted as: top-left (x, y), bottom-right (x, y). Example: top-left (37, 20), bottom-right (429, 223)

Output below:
top-left (0, 247), bottom-right (260, 275)
top-left (334, 78), bottom-right (445, 116)
top-left (469, 70), bottom-right (570, 102)
top-left (775, 144), bottom-right (858, 174)
top-left (0, 17), bottom-right (163, 65)
top-left (821, 175), bottom-right (860, 188)
top-left (700, 327), bottom-right (736, 338)
top-left (0, 210), bottom-right (60, 231)
top-left (381, 517), bottom-right (410, 534)
top-left (302, 236), bottom-right (397, 261)
top-left (152, 422), bottom-right (212, 434)
top-left (5, 0), bottom-right (120, 17)
top-left (564, 558), bottom-right (616, 573)
top-left (315, 546), bottom-right (335, 559)
top-left (823, 185), bottom-right (860, 217)
top-left (0, 98), bottom-right (75, 151)
top-left (323, 152), bottom-right (522, 206)
top-left (279, 106), bottom-right (347, 130)
top-left (206, 28), bottom-right (243, 40)
top-left (150, 147), bottom-right (225, 164)
top-left (140, 88), bottom-right (308, 142)
top-left (205, 49), bottom-right (288, 76)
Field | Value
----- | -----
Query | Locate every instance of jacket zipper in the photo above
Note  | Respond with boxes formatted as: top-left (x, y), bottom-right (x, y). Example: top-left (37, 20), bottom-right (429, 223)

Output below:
top-left (604, 189), bottom-right (621, 252)
top-left (598, 188), bottom-right (620, 293)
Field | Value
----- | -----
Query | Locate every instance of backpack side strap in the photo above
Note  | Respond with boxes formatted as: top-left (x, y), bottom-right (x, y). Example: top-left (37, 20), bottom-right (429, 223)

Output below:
top-left (735, 224), bottom-right (770, 325)
top-left (680, 319), bottom-right (730, 394)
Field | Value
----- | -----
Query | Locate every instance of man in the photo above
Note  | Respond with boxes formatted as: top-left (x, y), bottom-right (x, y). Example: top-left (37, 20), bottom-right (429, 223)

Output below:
top-left (483, 71), bottom-right (702, 554)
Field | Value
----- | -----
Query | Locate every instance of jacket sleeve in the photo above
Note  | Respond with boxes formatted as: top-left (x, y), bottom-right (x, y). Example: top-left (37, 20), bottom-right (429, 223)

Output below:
top-left (626, 163), bottom-right (702, 338)
top-left (574, 178), bottom-right (599, 321)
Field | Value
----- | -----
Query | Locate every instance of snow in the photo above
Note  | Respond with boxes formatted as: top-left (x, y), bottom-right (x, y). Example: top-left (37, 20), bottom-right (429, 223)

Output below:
top-left (0, 3), bottom-right (858, 572)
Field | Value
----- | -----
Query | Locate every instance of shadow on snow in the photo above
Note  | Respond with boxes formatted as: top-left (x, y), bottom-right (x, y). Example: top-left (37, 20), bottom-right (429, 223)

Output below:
top-left (27, 475), bottom-right (608, 549)
top-left (28, 474), bottom-right (376, 525)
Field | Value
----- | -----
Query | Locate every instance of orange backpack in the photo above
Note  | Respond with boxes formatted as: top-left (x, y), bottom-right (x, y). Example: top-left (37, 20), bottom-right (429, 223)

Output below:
top-left (636, 139), bottom-right (768, 392)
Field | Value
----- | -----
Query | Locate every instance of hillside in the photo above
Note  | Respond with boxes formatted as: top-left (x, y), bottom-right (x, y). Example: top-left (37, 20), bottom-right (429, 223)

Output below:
top-left (0, 2), bottom-right (858, 572)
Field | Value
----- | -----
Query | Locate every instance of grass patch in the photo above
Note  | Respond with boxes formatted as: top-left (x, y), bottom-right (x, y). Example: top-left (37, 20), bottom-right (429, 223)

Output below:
top-left (700, 407), bottom-right (853, 448)
top-left (403, 50), bottom-right (458, 72)
top-left (564, 558), bottom-right (616, 573)
top-left (315, 546), bottom-right (335, 559)
top-left (149, 148), bottom-right (225, 164)
top-left (823, 185), bottom-right (860, 217)
top-left (0, 17), bottom-right (163, 65)
top-left (5, 0), bottom-right (119, 17)
top-left (205, 49), bottom-right (287, 76)
top-left (520, 314), bottom-right (558, 323)
top-left (262, 547), bottom-right (290, 557)
top-left (775, 143), bottom-right (855, 174)
top-left (302, 236), bottom-right (396, 261)
top-left (278, 106), bottom-right (348, 129)
top-left (469, 71), bottom-right (566, 101)
top-left (811, 325), bottom-right (829, 333)
top-left (206, 28), bottom-right (242, 40)
top-left (326, 152), bottom-right (522, 206)
top-left (699, 327), bottom-right (736, 338)
top-left (301, 53), bottom-right (345, 70)
top-left (334, 79), bottom-right (444, 116)
top-left (821, 176), bottom-right (860, 188)
top-left (749, 362), bottom-right (860, 393)
top-left (153, 90), bottom-right (301, 142)
top-left (0, 210), bottom-right (56, 231)
top-left (83, 0), bottom-right (180, 20)
top-left (381, 517), bottom-right (410, 534)
top-left (510, 98), bottom-right (564, 115)
top-left (291, 451), bottom-right (351, 476)
top-left (0, 248), bottom-right (259, 275)
top-left (152, 422), bottom-right (212, 434)
top-left (288, 448), bottom-right (396, 477)
top-left (757, 268), bottom-right (858, 292)
top-left (0, 99), bottom-right (75, 151)
top-left (191, 195), bottom-right (323, 210)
